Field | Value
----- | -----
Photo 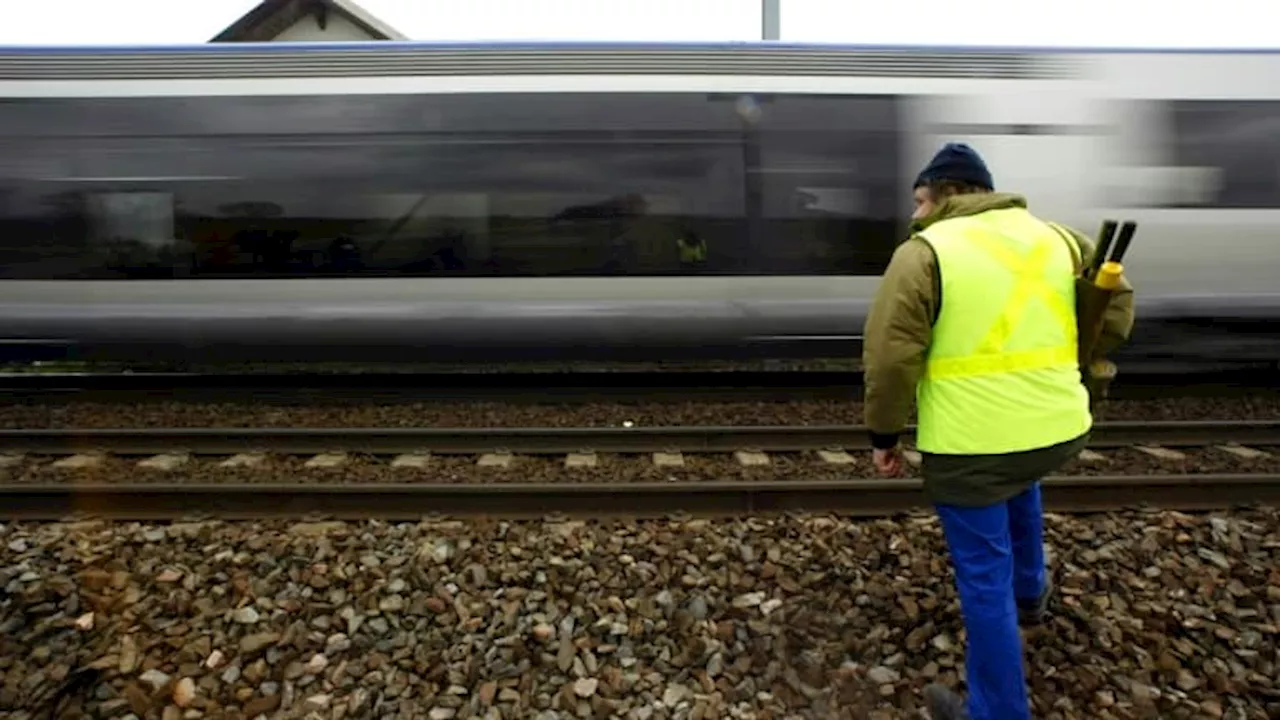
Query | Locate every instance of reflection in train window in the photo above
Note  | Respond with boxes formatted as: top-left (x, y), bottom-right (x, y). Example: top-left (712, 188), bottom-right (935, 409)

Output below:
top-left (1167, 100), bottom-right (1280, 209)
top-left (0, 92), bottom-right (904, 279)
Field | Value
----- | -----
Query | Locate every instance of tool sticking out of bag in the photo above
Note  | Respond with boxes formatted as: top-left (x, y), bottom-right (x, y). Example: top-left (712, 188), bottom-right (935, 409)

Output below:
top-left (1085, 219), bottom-right (1137, 288)
top-left (1076, 218), bottom-right (1138, 407)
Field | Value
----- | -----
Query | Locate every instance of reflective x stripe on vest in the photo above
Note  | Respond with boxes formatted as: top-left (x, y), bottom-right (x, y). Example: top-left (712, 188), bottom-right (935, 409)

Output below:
top-left (677, 237), bottom-right (706, 263)
top-left (927, 231), bottom-right (1076, 378)
top-left (915, 207), bottom-right (1091, 456)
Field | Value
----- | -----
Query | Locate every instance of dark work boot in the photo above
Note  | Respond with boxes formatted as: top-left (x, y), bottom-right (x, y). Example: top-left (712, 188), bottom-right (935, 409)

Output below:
top-left (924, 683), bottom-right (970, 720)
top-left (1017, 574), bottom-right (1053, 626)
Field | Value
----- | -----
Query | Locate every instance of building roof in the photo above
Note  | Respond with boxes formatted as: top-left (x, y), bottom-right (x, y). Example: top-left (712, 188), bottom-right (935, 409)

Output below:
top-left (210, 0), bottom-right (407, 42)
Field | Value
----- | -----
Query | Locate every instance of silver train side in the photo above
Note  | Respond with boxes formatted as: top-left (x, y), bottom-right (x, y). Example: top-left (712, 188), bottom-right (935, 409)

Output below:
top-left (0, 42), bottom-right (1276, 367)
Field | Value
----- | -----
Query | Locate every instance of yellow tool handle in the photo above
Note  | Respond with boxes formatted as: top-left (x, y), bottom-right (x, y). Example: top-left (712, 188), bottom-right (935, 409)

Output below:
top-left (1094, 261), bottom-right (1123, 290)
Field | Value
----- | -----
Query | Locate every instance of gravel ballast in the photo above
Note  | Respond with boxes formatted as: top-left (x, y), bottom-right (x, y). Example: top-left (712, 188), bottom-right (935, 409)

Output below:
top-left (0, 396), bottom-right (1278, 430)
top-left (2, 509), bottom-right (1278, 719)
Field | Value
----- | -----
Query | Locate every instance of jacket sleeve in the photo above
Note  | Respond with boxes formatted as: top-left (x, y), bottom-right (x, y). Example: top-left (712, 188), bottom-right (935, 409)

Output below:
top-left (862, 237), bottom-right (939, 448)
top-left (1058, 224), bottom-right (1137, 357)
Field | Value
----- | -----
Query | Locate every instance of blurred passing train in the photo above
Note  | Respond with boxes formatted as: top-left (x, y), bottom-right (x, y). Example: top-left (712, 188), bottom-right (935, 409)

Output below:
top-left (0, 41), bottom-right (1276, 367)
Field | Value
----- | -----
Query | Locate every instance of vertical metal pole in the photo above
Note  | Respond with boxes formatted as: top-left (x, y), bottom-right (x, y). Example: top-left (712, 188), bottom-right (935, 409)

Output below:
top-left (762, 0), bottom-right (781, 40)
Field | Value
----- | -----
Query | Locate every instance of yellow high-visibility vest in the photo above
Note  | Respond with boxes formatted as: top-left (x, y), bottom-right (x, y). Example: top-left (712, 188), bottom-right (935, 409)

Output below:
top-left (915, 207), bottom-right (1091, 455)
top-left (677, 236), bottom-right (706, 263)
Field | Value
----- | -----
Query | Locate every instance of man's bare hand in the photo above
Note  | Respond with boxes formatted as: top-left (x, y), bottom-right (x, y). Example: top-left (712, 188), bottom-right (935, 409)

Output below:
top-left (872, 447), bottom-right (904, 477)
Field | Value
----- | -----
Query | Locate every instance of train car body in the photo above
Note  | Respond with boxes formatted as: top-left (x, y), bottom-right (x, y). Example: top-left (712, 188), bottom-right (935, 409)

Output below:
top-left (0, 41), bottom-right (1276, 366)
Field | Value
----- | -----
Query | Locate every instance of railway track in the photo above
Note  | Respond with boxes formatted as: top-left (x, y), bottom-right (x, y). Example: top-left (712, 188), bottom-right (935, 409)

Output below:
top-left (3, 475), bottom-right (1277, 521)
top-left (0, 366), bottom-right (1276, 405)
top-left (0, 419), bottom-right (1275, 455)
top-left (0, 420), bottom-right (1277, 520)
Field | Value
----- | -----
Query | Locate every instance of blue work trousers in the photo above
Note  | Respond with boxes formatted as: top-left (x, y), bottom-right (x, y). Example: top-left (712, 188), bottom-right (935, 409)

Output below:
top-left (935, 482), bottom-right (1046, 720)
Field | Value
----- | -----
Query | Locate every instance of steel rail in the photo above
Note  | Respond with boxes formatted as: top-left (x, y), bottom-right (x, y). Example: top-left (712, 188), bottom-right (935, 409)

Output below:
top-left (0, 366), bottom-right (1275, 405)
top-left (0, 474), bottom-right (1277, 520)
top-left (0, 421), bottom-right (1276, 455)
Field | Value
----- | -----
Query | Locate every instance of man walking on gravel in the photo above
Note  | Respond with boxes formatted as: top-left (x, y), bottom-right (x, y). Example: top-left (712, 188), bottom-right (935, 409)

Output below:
top-left (860, 143), bottom-right (1135, 719)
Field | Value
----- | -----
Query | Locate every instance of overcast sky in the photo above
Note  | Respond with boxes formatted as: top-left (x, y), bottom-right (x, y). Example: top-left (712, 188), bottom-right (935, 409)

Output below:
top-left (0, 0), bottom-right (1276, 48)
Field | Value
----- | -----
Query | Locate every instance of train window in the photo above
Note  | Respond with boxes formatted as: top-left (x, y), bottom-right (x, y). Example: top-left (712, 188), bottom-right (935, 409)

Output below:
top-left (1166, 100), bottom-right (1280, 209)
top-left (0, 92), bottom-right (903, 279)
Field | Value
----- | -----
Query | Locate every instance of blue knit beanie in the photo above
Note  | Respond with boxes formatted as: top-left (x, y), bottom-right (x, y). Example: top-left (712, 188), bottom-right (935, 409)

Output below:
top-left (913, 142), bottom-right (994, 190)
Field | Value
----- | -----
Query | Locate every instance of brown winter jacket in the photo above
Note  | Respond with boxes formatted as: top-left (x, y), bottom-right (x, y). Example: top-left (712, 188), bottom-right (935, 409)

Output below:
top-left (861, 191), bottom-right (1136, 505)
